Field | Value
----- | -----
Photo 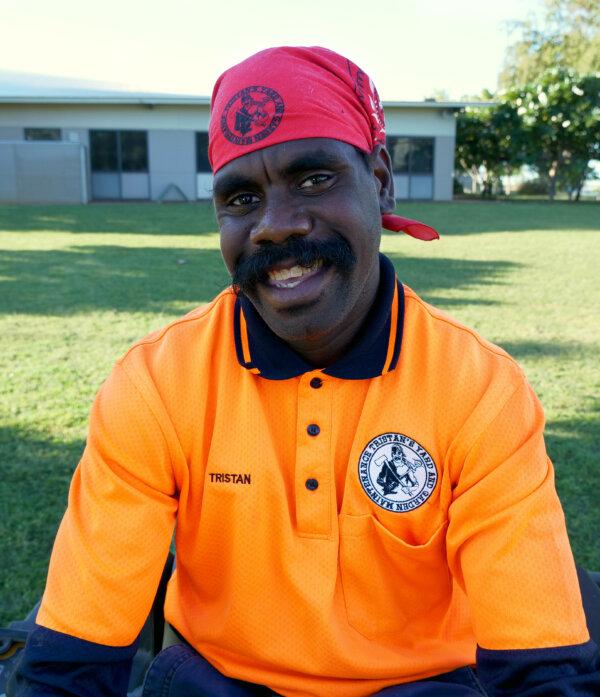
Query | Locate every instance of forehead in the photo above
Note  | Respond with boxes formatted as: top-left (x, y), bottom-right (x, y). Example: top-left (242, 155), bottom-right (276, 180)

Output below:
top-left (212, 138), bottom-right (365, 192)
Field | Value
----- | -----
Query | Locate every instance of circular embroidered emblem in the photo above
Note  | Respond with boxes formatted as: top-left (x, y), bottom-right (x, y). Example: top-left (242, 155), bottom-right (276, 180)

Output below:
top-left (358, 433), bottom-right (438, 512)
top-left (221, 85), bottom-right (285, 146)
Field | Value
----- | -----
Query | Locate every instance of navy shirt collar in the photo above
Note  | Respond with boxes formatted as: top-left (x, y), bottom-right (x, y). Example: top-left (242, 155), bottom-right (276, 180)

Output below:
top-left (233, 253), bottom-right (404, 380)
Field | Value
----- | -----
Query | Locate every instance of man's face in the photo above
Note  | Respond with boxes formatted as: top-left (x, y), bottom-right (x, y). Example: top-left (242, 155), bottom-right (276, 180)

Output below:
top-left (213, 138), bottom-right (394, 364)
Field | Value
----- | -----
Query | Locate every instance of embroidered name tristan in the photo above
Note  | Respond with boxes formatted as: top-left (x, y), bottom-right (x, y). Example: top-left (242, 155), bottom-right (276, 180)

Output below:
top-left (209, 473), bottom-right (252, 484)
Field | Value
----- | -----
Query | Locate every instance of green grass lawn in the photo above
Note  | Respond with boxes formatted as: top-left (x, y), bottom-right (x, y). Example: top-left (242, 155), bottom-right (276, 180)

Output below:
top-left (0, 200), bottom-right (598, 625)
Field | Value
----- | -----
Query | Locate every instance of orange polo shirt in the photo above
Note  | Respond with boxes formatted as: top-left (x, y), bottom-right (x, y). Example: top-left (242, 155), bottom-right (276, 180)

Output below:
top-left (37, 255), bottom-right (588, 697)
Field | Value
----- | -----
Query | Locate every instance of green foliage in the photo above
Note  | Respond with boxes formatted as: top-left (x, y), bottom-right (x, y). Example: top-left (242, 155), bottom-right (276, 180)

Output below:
top-left (496, 0), bottom-right (600, 199)
top-left (517, 178), bottom-right (550, 195)
top-left (453, 177), bottom-right (465, 195)
top-left (459, 64), bottom-right (600, 201)
top-left (505, 68), bottom-right (600, 199)
top-left (558, 157), bottom-right (597, 199)
top-left (455, 102), bottom-right (525, 195)
top-left (499, 0), bottom-right (600, 88)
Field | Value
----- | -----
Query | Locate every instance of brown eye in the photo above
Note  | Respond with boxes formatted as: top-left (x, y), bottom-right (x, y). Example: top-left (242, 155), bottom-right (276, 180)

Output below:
top-left (230, 193), bottom-right (260, 206)
top-left (298, 174), bottom-right (330, 189)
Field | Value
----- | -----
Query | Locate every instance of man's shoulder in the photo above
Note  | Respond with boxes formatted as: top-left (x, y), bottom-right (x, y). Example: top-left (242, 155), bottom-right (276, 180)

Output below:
top-left (402, 284), bottom-right (524, 379)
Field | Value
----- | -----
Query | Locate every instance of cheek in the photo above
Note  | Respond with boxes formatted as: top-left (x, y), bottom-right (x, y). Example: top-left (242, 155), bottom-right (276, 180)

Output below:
top-left (218, 220), bottom-right (250, 275)
top-left (219, 233), bottom-right (239, 276)
top-left (352, 220), bottom-right (381, 266)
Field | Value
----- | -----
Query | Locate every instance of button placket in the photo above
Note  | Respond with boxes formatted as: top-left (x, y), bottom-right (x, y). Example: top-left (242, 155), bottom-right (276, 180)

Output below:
top-left (295, 373), bottom-right (332, 537)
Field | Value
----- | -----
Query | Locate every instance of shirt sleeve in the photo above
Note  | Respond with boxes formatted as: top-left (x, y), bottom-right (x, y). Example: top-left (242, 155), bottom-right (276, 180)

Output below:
top-left (446, 376), bottom-right (589, 651)
top-left (444, 375), bottom-right (600, 692)
top-left (35, 361), bottom-right (179, 646)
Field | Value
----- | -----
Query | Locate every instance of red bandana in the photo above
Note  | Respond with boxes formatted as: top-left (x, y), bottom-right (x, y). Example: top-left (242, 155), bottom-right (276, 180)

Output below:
top-left (209, 46), bottom-right (438, 241)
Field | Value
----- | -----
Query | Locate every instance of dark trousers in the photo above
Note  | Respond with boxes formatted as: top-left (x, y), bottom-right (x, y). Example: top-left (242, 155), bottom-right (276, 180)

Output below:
top-left (141, 645), bottom-right (487, 697)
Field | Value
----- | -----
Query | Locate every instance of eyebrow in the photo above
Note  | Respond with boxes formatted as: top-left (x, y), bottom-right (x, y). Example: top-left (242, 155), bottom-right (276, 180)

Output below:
top-left (283, 150), bottom-right (346, 176)
top-left (212, 174), bottom-right (255, 199)
top-left (213, 148), bottom-right (348, 199)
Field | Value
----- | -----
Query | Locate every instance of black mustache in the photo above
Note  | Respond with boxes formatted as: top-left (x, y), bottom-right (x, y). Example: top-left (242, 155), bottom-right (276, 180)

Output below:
top-left (232, 237), bottom-right (356, 295)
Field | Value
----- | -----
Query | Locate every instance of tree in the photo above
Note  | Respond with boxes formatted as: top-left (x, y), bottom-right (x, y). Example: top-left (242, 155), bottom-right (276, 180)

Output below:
top-left (558, 157), bottom-right (597, 200)
top-left (499, 0), bottom-right (600, 89)
top-left (505, 68), bottom-right (600, 200)
top-left (455, 102), bottom-right (525, 196)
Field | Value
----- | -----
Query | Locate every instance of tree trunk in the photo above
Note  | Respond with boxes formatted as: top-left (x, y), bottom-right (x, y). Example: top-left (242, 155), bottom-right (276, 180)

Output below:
top-left (548, 158), bottom-right (560, 201)
top-left (459, 159), bottom-right (481, 194)
top-left (574, 160), bottom-right (589, 202)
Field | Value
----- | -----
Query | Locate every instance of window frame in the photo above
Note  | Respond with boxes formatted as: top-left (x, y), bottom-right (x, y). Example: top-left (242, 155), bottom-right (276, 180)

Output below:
top-left (387, 136), bottom-right (435, 176)
top-left (24, 128), bottom-right (61, 141)
top-left (196, 132), bottom-right (211, 173)
top-left (89, 129), bottom-right (148, 174)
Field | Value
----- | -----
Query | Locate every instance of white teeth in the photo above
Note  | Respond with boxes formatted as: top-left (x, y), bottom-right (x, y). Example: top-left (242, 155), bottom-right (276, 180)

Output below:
top-left (277, 278), bottom-right (303, 289)
top-left (267, 259), bottom-right (323, 283)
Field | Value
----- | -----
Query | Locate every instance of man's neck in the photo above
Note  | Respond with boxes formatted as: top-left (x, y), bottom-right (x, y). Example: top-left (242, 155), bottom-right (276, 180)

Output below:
top-left (277, 268), bottom-right (381, 368)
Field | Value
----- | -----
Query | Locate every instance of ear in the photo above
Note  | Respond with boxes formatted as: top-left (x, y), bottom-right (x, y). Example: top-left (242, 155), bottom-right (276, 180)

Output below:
top-left (368, 145), bottom-right (396, 215)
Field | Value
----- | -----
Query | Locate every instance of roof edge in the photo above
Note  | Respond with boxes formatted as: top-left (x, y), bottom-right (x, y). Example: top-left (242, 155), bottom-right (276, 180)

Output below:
top-left (0, 95), bottom-right (495, 108)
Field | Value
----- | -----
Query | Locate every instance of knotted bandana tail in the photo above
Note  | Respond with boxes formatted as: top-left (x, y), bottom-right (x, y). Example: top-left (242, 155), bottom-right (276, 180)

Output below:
top-left (381, 215), bottom-right (439, 241)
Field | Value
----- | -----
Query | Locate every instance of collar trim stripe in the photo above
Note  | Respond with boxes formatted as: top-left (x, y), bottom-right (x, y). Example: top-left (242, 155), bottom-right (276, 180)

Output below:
top-left (382, 282), bottom-right (399, 375)
top-left (233, 299), bottom-right (261, 375)
top-left (239, 308), bottom-right (254, 366)
top-left (387, 280), bottom-right (404, 374)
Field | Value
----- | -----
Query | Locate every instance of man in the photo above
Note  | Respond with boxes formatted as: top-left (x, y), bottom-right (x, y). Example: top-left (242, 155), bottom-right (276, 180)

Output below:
top-left (10, 46), bottom-right (600, 696)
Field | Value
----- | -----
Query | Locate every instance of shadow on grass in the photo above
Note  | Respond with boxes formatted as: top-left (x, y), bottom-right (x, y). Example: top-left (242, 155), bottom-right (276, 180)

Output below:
top-left (0, 202), bottom-right (218, 235)
top-left (0, 246), bottom-right (231, 315)
top-left (497, 340), bottom-right (595, 360)
top-left (0, 424), bottom-right (85, 624)
top-left (387, 253), bottom-right (520, 304)
top-left (1, 200), bottom-right (599, 237)
top-left (0, 248), bottom-right (520, 316)
top-left (390, 200), bottom-right (600, 235)
top-left (545, 406), bottom-right (600, 572)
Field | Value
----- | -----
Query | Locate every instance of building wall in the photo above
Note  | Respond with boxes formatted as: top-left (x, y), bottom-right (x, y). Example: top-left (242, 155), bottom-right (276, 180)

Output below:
top-left (197, 173), bottom-right (213, 199)
top-left (385, 107), bottom-right (456, 201)
top-left (148, 130), bottom-right (196, 201)
top-left (384, 107), bottom-right (456, 137)
top-left (0, 126), bottom-right (22, 140)
top-left (0, 101), bottom-right (458, 203)
top-left (434, 134), bottom-right (455, 201)
top-left (0, 141), bottom-right (87, 204)
top-left (0, 103), bottom-right (210, 131)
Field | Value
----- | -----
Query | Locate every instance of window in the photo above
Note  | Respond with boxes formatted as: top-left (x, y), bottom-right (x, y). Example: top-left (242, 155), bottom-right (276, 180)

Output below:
top-left (121, 131), bottom-right (148, 172)
top-left (388, 137), bottom-right (410, 173)
top-left (387, 136), bottom-right (434, 175)
top-left (410, 138), bottom-right (434, 174)
top-left (196, 132), bottom-right (211, 173)
top-left (90, 131), bottom-right (118, 171)
top-left (24, 128), bottom-right (61, 141)
top-left (90, 130), bottom-right (148, 173)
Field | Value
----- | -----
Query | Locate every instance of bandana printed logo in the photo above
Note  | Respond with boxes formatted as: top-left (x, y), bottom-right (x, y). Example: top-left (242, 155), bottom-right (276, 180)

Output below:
top-left (359, 433), bottom-right (438, 512)
top-left (221, 86), bottom-right (285, 146)
top-left (347, 61), bottom-right (386, 145)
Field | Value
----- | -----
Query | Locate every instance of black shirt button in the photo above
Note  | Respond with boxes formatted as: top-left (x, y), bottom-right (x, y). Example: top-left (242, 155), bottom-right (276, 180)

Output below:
top-left (307, 424), bottom-right (320, 436)
top-left (310, 377), bottom-right (323, 389)
top-left (305, 478), bottom-right (319, 491)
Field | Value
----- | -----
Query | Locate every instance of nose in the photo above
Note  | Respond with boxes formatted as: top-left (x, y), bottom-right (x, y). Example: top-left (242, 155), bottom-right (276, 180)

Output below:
top-left (250, 190), bottom-right (311, 245)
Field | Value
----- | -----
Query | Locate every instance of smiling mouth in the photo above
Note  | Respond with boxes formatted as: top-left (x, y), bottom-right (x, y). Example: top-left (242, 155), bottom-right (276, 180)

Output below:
top-left (266, 259), bottom-right (324, 288)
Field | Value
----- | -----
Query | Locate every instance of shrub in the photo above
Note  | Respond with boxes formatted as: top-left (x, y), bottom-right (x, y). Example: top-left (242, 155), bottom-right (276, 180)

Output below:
top-left (453, 177), bottom-right (465, 194)
top-left (517, 179), bottom-right (549, 195)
